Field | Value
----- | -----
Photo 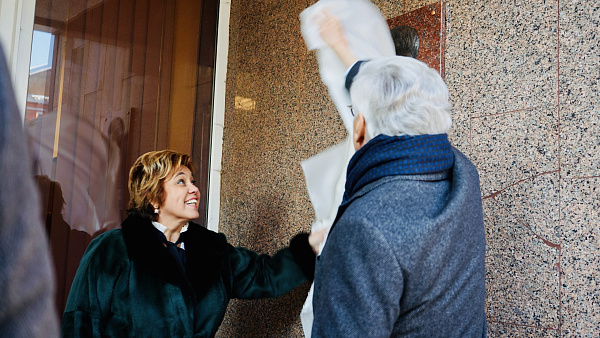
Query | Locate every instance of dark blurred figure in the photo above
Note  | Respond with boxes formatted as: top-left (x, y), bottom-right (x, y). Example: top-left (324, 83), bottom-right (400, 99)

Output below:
top-left (0, 45), bottom-right (59, 337)
top-left (390, 25), bottom-right (419, 58)
top-left (35, 175), bottom-right (66, 235)
top-left (34, 175), bottom-right (92, 314)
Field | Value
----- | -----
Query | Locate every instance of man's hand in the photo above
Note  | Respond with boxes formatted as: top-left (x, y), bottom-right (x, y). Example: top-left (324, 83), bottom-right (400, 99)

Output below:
top-left (308, 227), bottom-right (329, 255)
top-left (318, 10), bottom-right (347, 51)
top-left (317, 9), bottom-right (359, 68)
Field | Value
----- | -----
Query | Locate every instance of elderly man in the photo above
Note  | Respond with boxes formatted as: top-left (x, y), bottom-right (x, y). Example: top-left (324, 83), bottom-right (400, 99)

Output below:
top-left (311, 13), bottom-right (486, 337)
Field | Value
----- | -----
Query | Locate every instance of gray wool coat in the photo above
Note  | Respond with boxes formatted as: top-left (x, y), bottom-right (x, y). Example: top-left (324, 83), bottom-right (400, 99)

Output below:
top-left (312, 147), bottom-right (486, 337)
top-left (0, 45), bottom-right (59, 337)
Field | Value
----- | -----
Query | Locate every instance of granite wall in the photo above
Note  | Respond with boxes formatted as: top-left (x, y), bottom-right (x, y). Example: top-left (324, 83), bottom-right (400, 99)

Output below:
top-left (217, 0), bottom-right (600, 336)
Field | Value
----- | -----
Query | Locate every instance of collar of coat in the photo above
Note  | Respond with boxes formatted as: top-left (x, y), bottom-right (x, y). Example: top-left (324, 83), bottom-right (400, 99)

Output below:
top-left (121, 212), bottom-right (229, 302)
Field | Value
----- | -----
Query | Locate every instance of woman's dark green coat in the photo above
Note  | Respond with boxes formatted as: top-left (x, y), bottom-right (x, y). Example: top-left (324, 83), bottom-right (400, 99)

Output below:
top-left (61, 213), bottom-right (314, 337)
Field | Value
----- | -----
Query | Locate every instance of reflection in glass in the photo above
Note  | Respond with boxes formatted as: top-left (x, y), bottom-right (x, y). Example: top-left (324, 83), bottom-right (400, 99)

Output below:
top-left (26, 30), bottom-right (55, 121)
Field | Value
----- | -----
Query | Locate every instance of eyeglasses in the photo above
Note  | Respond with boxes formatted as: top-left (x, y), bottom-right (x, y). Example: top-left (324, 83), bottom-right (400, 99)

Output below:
top-left (348, 105), bottom-right (355, 117)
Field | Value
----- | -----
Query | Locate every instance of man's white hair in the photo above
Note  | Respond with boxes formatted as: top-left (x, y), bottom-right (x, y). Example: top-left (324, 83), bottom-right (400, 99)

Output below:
top-left (349, 56), bottom-right (452, 140)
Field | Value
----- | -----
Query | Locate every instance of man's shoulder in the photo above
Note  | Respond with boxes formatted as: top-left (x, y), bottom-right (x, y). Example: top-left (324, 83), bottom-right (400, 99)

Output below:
top-left (333, 179), bottom-right (429, 242)
top-left (347, 174), bottom-right (450, 213)
top-left (337, 166), bottom-right (479, 242)
top-left (451, 146), bottom-right (481, 182)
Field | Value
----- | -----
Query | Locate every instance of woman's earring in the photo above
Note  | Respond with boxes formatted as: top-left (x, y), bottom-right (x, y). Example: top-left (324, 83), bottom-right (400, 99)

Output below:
top-left (154, 207), bottom-right (159, 214)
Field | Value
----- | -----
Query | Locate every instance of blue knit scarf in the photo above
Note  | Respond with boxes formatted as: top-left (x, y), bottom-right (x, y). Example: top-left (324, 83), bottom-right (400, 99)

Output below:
top-left (342, 133), bottom-right (454, 205)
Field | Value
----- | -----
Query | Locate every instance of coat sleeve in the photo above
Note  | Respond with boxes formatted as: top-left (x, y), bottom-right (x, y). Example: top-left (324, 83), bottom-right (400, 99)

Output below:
top-left (226, 233), bottom-right (315, 299)
top-left (61, 231), bottom-right (127, 337)
top-left (0, 43), bottom-right (59, 338)
top-left (312, 218), bottom-right (404, 338)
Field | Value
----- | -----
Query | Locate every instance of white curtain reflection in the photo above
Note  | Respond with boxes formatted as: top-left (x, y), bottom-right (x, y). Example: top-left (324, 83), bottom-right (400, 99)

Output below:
top-left (27, 112), bottom-right (123, 235)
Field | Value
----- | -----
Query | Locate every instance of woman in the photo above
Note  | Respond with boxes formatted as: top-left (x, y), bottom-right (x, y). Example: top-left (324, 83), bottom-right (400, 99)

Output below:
top-left (62, 150), bottom-right (316, 337)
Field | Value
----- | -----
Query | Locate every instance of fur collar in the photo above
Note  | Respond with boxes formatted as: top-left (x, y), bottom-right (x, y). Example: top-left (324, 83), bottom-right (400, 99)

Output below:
top-left (121, 213), bottom-right (228, 301)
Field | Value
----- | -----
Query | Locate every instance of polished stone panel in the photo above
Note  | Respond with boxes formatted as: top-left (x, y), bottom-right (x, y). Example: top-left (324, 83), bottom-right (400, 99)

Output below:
top-left (560, 252), bottom-right (600, 336)
top-left (484, 198), bottom-right (560, 329)
top-left (218, 0), bottom-right (315, 335)
top-left (559, 0), bottom-right (600, 179)
top-left (487, 321), bottom-right (560, 337)
top-left (492, 172), bottom-right (561, 244)
top-left (469, 0), bottom-right (559, 116)
top-left (560, 177), bottom-right (600, 336)
top-left (445, 0), bottom-right (473, 153)
top-left (387, 2), bottom-right (445, 74)
top-left (470, 106), bottom-right (559, 196)
top-left (442, 0), bottom-right (599, 335)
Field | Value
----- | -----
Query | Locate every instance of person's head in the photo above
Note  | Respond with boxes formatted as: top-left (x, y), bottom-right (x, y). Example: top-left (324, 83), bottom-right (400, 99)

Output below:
top-left (390, 25), bottom-right (419, 58)
top-left (349, 56), bottom-right (452, 150)
top-left (128, 150), bottom-right (199, 225)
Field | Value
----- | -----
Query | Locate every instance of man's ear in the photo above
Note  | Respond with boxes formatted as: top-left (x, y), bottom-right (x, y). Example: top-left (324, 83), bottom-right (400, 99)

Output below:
top-left (353, 113), bottom-right (367, 151)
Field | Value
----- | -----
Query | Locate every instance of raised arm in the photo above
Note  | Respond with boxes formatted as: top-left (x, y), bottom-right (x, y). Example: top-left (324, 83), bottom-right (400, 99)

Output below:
top-left (317, 10), bottom-right (359, 68)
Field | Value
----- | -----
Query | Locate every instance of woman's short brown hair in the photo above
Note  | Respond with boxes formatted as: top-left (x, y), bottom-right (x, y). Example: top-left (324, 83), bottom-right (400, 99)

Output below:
top-left (128, 150), bottom-right (194, 218)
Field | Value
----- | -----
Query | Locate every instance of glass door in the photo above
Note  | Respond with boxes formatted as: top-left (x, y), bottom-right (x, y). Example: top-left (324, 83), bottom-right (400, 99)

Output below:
top-left (25, 0), bottom-right (218, 315)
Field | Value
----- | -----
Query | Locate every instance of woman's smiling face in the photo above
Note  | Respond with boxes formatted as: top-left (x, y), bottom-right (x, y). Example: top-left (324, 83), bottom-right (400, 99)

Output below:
top-left (156, 165), bottom-right (199, 227)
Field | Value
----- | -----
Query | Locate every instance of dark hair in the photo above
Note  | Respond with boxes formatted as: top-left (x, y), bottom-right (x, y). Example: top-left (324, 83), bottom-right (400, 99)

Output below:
top-left (390, 25), bottom-right (419, 58)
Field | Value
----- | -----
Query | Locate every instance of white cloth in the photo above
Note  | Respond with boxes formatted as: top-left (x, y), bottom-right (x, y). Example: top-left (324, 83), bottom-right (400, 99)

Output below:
top-left (301, 137), bottom-right (354, 254)
top-left (300, 137), bottom-right (354, 337)
top-left (299, 1), bottom-right (395, 336)
top-left (299, 0), bottom-right (395, 133)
